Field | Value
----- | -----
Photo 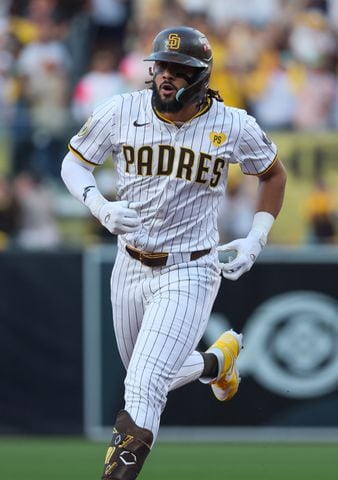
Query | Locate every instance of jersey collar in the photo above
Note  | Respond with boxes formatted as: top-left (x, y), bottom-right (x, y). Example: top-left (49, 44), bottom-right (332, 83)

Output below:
top-left (153, 97), bottom-right (212, 125)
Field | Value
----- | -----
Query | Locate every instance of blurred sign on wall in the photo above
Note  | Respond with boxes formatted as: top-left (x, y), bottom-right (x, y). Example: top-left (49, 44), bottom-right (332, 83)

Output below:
top-left (83, 245), bottom-right (338, 439)
top-left (0, 247), bottom-right (336, 436)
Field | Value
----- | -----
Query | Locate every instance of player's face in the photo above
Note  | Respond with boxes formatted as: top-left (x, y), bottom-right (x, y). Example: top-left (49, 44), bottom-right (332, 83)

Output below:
top-left (152, 61), bottom-right (196, 113)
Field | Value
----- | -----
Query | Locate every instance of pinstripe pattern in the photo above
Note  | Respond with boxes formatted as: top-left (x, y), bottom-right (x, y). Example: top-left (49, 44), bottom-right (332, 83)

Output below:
top-left (111, 247), bottom-right (221, 439)
top-left (70, 88), bottom-right (277, 440)
top-left (69, 89), bottom-right (277, 252)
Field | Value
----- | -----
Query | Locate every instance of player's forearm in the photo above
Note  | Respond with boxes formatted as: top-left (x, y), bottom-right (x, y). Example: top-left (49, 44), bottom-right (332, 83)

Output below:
top-left (247, 158), bottom-right (287, 248)
top-left (219, 159), bottom-right (286, 281)
top-left (61, 151), bottom-right (106, 217)
top-left (256, 158), bottom-right (287, 219)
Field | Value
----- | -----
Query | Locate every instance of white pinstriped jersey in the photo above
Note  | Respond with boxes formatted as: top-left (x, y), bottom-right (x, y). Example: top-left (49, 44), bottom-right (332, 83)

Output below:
top-left (69, 89), bottom-right (277, 252)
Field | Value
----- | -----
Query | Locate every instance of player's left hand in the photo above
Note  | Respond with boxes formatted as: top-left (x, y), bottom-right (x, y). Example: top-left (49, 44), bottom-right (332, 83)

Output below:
top-left (217, 231), bottom-right (266, 281)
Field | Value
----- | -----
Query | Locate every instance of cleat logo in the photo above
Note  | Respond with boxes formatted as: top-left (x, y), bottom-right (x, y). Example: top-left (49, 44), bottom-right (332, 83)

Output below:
top-left (105, 462), bottom-right (118, 475)
top-left (104, 446), bottom-right (116, 464)
top-left (118, 435), bottom-right (134, 449)
top-left (120, 451), bottom-right (137, 466)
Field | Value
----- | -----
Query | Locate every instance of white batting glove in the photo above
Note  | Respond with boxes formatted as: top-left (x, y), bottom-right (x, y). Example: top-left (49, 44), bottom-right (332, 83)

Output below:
top-left (97, 200), bottom-right (142, 234)
top-left (218, 231), bottom-right (265, 281)
top-left (218, 211), bottom-right (275, 281)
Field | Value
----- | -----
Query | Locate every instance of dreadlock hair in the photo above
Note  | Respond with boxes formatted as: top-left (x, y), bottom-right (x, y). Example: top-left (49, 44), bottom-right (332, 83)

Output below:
top-left (207, 88), bottom-right (223, 102)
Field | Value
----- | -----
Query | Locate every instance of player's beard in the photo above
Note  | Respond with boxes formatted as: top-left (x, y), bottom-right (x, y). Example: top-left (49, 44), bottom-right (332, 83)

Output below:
top-left (152, 83), bottom-right (182, 114)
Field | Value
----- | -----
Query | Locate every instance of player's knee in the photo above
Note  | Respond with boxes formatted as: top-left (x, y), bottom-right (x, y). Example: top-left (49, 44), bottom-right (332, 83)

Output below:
top-left (125, 368), bottom-right (169, 407)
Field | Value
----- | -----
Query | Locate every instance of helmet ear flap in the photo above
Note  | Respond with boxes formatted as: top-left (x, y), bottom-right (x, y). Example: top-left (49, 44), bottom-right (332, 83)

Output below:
top-left (175, 66), bottom-right (211, 106)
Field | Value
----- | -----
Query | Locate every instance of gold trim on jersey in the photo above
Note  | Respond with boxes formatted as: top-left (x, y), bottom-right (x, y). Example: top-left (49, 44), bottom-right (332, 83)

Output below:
top-left (244, 153), bottom-right (279, 176)
top-left (68, 144), bottom-right (99, 167)
top-left (153, 97), bottom-right (212, 125)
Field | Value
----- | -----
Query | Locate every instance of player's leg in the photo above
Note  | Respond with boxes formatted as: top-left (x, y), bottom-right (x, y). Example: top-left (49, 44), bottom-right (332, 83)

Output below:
top-left (102, 250), bottom-right (155, 480)
top-left (103, 253), bottom-right (241, 479)
top-left (122, 256), bottom-right (221, 439)
top-left (111, 250), bottom-right (219, 384)
top-left (110, 249), bottom-right (147, 368)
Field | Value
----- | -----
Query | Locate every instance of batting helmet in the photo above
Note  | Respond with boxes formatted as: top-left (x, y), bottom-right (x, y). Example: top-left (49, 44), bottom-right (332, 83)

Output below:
top-left (144, 26), bottom-right (213, 106)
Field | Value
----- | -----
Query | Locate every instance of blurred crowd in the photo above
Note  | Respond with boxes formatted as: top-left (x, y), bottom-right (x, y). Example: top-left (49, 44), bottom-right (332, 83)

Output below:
top-left (0, 0), bottom-right (337, 249)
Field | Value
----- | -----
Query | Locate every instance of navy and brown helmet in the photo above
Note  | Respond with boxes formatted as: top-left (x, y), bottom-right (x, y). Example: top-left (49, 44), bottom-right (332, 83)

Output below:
top-left (144, 26), bottom-right (213, 106)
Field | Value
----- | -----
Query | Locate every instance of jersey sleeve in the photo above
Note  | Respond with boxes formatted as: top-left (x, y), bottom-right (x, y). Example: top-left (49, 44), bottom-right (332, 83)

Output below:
top-left (68, 98), bottom-right (117, 167)
top-left (234, 114), bottom-right (278, 175)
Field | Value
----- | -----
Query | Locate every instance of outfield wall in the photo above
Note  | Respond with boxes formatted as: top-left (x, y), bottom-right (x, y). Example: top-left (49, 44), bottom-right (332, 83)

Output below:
top-left (0, 246), bottom-right (337, 437)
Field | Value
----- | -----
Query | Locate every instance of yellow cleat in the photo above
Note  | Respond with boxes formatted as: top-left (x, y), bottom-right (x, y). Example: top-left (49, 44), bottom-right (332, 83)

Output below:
top-left (207, 330), bottom-right (243, 401)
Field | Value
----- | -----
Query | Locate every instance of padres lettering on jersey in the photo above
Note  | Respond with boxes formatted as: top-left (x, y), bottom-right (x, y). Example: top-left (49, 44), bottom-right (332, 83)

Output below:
top-left (69, 89), bottom-right (277, 252)
top-left (122, 144), bottom-right (225, 187)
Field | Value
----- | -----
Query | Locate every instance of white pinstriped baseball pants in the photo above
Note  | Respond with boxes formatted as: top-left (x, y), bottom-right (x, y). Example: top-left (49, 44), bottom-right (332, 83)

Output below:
top-left (110, 247), bottom-right (221, 441)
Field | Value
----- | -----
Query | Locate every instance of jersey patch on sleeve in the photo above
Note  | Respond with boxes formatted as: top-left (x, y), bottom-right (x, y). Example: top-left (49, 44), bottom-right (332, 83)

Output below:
top-left (77, 115), bottom-right (93, 137)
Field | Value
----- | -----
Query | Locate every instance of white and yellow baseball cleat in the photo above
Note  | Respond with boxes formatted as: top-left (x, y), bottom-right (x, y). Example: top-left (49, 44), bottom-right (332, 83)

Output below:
top-left (207, 330), bottom-right (243, 401)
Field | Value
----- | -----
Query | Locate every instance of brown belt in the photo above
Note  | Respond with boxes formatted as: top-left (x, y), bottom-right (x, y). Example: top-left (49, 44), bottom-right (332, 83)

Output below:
top-left (125, 245), bottom-right (211, 267)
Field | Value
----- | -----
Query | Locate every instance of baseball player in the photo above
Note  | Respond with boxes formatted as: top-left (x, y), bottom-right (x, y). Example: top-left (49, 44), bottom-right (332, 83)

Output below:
top-left (61, 26), bottom-right (287, 480)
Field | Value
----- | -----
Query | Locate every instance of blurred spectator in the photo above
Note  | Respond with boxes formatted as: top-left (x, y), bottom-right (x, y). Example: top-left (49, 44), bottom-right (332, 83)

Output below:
top-left (13, 15), bottom-right (71, 179)
top-left (246, 53), bottom-right (297, 131)
top-left (65, 0), bottom-right (93, 88)
top-left (0, 1), bottom-right (11, 17)
top-left (0, 175), bottom-right (21, 250)
top-left (292, 62), bottom-right (337, 130)
top-left (89, 0), bottom-right (132, 57)
top-left (0, 20), bottom-right (12, 133)
top-left (210, 23), bottom-right (258, 110)
top-left (9, 0), bottom-right (58, 45)
top-left (12, 171), bottom-right (61, 249)
top-left (178, 0), bottom-right (282, 28)
top-left (289, 8), bottom-right (336, 66)
top-left (289, 10), bottom-right (337, 130)
top-left (302, 178), bottom-right (337, 244)
top-left (72, 49), bottom-right (129, 123)
top-left (327, 0), bottom-right (338, 28)
top-left (118, 25), bottom-right (156, 90)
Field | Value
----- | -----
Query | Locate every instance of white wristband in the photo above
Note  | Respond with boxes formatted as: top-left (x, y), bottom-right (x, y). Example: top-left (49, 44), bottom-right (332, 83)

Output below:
top-left (85, 190), bottom-right (107, 218)
top-left (249, 211), bottom-right (275, 246)
top-left (252, 211), bottom-right (275, 235)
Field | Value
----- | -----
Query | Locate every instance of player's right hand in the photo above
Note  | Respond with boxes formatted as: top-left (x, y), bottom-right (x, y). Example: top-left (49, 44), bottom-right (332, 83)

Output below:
top-left (98, 200), bottom-right (141, 234)
top-left (217, 229), bottom-right (266, 281)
